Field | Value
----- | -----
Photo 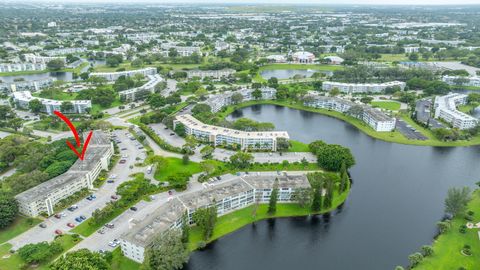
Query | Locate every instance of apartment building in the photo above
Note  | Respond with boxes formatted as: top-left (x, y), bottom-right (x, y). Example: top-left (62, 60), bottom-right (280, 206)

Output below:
top-left (186, 69), bottom-right (235, 80)
top-left (89, 67), bottom-right (157, 81)
top-left (322, 81), bottom-right (406, 94)
top-left (173, 114), bottom-right (289, 151)
top-left (13, 91), bottom-right (91, 115)
top-left (15, 131), bottom-right (113, 217)
top-left (442, 75), bottom-right (480, 87)
top-left (0, 63), bottom-right (46, 73)
top-left (119, 74), bottom-right (163, 102)
top-left (120, 172), bottom-right (310, 263)
top-left (202, 87), bottom-right (277, 113)
top-left (0, 78), bottom-right (56, 94)
top-left (304, 95), bottom-right (396, 132)
top-left (24, 54), bottom-right (67, 64)
top-left (45, 47), bottom-right (87, 56)
top-left (434, 93), bottom-right (478, 130)
top-left (160, 43), bottom-right (202, 57)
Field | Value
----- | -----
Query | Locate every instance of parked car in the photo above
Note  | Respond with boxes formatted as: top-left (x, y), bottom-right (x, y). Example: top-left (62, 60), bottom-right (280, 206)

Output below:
top-left (75, 217), bottom-right (83, 223)
top-left (67, 223), bottom-right (75, 228)
top-left (107, 180), bottom-right (115, 183)
top-left (105, 223), bottom-right (114, 229)
top-left (111, 195), bottom-right (118, 200)
top-left (108, 241), bottom-right (117, 247)
top-left (54, 229), bottom-right (63, 235)
top-left (54, 214), bottom-right (61, 219)
top-left (97, 229), bottom-right (105, 234)
top-left (80, 215), bottom-right (86, 220)
top-left (168, 190), bottom-right (173, 195)
top-left (119, 159), bottom-right (127, 164)
top-left (170, 133), bottom-right (175, 136)
top-left (130, 206), bottom-right (138, 211)
top-left (39, 223), bottom-right (47, 228)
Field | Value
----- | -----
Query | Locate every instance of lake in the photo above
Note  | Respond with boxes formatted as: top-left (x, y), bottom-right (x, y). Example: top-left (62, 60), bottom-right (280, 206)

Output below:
top-left (260, 69), bottom-right (332, 80)
top-left (185, 104), bottom-right (480, 270)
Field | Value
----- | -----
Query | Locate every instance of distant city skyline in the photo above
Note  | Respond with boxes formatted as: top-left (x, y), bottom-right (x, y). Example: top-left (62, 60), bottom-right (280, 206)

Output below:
top-left (9, 0), bottom-right (480, 5)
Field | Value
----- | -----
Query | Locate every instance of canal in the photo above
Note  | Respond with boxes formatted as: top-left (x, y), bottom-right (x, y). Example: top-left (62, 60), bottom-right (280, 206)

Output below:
top-left (185, 104), bottom-right (480, 270)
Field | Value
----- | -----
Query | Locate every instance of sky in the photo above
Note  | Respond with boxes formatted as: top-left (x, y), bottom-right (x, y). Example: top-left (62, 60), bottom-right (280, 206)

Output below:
top-left (11, 0), bottom-right (480, 5)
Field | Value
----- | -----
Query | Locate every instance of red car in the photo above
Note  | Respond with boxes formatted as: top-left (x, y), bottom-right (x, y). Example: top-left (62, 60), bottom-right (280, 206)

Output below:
top-left (54, 214), bottom-right (61, 219)
top-left (55, 229), bottom-right (63, 235)
top-left (67, 223), bottom-right (75, 228)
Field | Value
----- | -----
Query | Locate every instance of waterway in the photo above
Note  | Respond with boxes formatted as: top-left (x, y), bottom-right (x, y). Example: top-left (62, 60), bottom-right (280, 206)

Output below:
top-left (185, 104), bottom-right (480, 270)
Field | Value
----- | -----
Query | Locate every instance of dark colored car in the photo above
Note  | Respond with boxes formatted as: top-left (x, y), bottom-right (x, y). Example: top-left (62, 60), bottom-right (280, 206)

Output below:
top-left (130, 206), bottom-right (138, 211)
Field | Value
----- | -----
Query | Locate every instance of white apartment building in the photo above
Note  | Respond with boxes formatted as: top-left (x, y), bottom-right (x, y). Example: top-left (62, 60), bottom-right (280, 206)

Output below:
top-left (203, 87), bottom-right (277, 113)
top-left (174, 114), bottom-right (289, 151)
top-left (434, 93), bottom-right (478, 130)
top-left (120, 172), bottom-right (310, 263)
top-left (304, 95), bottom-right (396, 132)
top-left (119, 74), bottom-right (163, 102)
top-left (89, 67), bottom-right (157, 81)
top-left (160, 43), bottom-right (202, 57)
top-left (13, 91), bottom-right (91, 115)
top-left (0, 63), bottom-right (46, 73)
top-left (186, 69), bottom-right (235, 80)
top-left (442, 75), bottom-right (480, 87)
top-left (15, 131), bottom-right (113, 217)
top-left (0, 78), bottom-right (56, 93)
top-left (322, 81), bottom-right (406, 94)
top-left (23, 54), bottom-right (67, 64)
top-left (45, 47), bottom-right (87, 57)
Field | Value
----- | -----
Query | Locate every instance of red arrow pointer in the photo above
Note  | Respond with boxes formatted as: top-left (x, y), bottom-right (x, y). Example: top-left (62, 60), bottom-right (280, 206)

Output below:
top-left (54, 110), bottom-right (93, 161)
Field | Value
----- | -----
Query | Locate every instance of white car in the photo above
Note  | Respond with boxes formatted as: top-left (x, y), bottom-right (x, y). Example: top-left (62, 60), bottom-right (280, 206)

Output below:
top-left (109, 174), bottom-right (117, 179)
top-left (108, 241), bottom-right (117, 247)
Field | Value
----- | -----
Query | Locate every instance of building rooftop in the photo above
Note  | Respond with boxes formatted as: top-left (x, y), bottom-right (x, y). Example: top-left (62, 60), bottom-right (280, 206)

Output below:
top-left (242, 174), bottom-right (311, 190)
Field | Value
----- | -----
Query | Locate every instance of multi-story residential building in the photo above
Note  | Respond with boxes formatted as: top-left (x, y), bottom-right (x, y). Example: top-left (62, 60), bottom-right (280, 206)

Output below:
top-left (322, 81), bottom-right (406, 94)
top-left (120, 172), bottom-right (310, 263)
top-left (15, 131), bottom-right (113, 217)
top-left (202, 87), bottom-right (277, 113)
top-left (119, 74), bottom-right (163, 102)
top-left (45, 47), bottom-right (87, 56)
top-left (266, 54), bottom-right (287, 63)
top-left (13, 91), bottom-right (91, 114)
top-left (442, 75), bottom-right (480, 87)
top-left (434, 93), bottom-right (478, 130)
top-left (0, 63), bottom-right (46, 73)
top-left (304, 94), bottom-right (396, 132)
top-left (23, 54), bottom-right (66, 64)
top-left (89, 67), bottom-right (157, 81)
top-left (174, 114), bottom-right (289, 151)
top-left (0, 78), bottom-right (56, 93)
top-left (160, 43), bottom-right (202, 57)
top-left (186, 69), bottom-right (235, 80)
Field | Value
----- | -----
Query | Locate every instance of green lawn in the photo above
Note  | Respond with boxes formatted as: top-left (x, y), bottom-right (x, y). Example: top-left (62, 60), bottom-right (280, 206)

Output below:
top-left (458, 104), bottom-right (478, 114)
top-left (370, 101), bottom-right (401, 111)
top-left (379, 54), bottom-right (409, 62)
top-left (288, 140), bottom-right (310, 152)
top-left (259, 63), bottom-right (343, 71)
top-left (110, 248), bottom-right (140, 270)
top-left (32, 91), bottom-right (78, 101)
top-left (91, 98), bottom-right (123, 114)
top-left (0, 216), bottom-right (41, 244)
top-left (0, 70), bottom-right (48, 76)
top-left (188, 183), bottom-right (350, 250)
top-left (415, 190), bottom-right (480, 270)
top-left (154, 157), bottom-right (203, 182)
top-left (0, 234), bottom-right (81, 270)
top-left (218, 99), bottom-right (480, 147)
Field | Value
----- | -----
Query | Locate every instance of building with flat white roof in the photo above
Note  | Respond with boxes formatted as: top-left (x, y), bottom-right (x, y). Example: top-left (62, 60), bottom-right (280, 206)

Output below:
top-left (0, 78), bottom-right (56, 94)
top-left (45, 47), bottom-right (87, 57)
top-left (89, 67), bottom-right (157, 81)
top-left (23, 54), bottom-right (66, 64)
top-left (186, 69), bottom-right (235, 80)
top-left (13, 91), bottom-right (91, 115)
top-left (119, 74), bottom-right (163, 102)
top-left (15, 131), bottom-right (113, 217)
top-left (0, 63), bottom-right (46, 73)
top-left (304, 94), bottom-right (396, 132)
top-left (442, 75), bottom-right (480, 87)
top-left (322, 81), bottom-right (406, 94)
top-left (202, 87), bottom-right (276, 113)
top-left (434, 93), bottom-right (478, 130)
top-left (120, 172), bottom-right (310, 263)
top-left (174, 114), bottom-right (289, 151)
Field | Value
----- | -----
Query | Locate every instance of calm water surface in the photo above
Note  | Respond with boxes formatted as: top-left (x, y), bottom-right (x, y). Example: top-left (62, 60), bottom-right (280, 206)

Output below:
top-left (185, 104), bottom-right (480, 270)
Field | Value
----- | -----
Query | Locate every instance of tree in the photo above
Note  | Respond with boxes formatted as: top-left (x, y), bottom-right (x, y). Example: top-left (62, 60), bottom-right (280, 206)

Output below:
top-left (60, 101), bottom-right (74, 113)
top-left (192, 206), bottom-right (217, 240)
top-left (444, 187), bottom-right (471, 217)
top-left (229, 151), bottom-right (254, 169)
top-left (181, 212), bottom-right (190, 244)
top-left (191, 104), bottom-right (212, 115)
top-left (339, 161), bottom-right (349, 193)
top-left (251, 89), bottom-right (262, 100)
top-left (231, 92), bottom-right (243, 105)
top-left (276, 137), bottom-right (290, 152)
top-left (311, 187), bottom-right (322, 212)
top-left (292, 188), bottom-right (311, 208)
top-left (91, 87), bottom-right (116, 107)
top-left (409, 53), bottom-right (419, 61)
top-left (268, 178), bottom-right (279, 214)
top-left (8, 118), bottom-right (23, 131)
top-left (148, 94), bottom-right (166, 109)
top-left (50, 249), bottom-right (109, 270)
top-left (47, 59), bottom-right (65, 70)
top-left (0, 192), bottom-right (18, 229)
top-left (182, 154), bottom-right (189, 165)
top-left (323, 178), bottom-right (334, 208)
top-left (143, 229), bottom-right (189, 270)
top-left (29, 99), bottom-right (43, 113)
top-left (174, 123), bottom-right (186, 137)
top-left (200, 145), bottom-right (214, 159)
top-left (408, 252), bottom-right (423, 268)
top-left (360, 96), bottom-right (373, 104)
top-left (301, 157), bottom-right (309, 168)
top-left (18, 241), bottom-right (63, 264)
top-left (330, 88), bottom-right (341, 96)
top-left (314, 144), bottom-right (355, 171)
top-left (421, 245), bottom-right (434, 257)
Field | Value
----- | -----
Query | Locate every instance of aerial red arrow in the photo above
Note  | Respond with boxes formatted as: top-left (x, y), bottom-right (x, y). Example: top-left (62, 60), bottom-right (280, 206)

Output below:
top-left (54, 110), bottom-right (93, 161)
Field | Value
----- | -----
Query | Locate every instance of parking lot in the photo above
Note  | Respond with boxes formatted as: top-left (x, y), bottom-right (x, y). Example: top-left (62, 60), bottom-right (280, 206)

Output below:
top-left (395, 118), bottom-right (428, 140)
top-left (149, 123), bottom-right (186, 147)
top-left (9, 130), bottom-right (146, 249)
